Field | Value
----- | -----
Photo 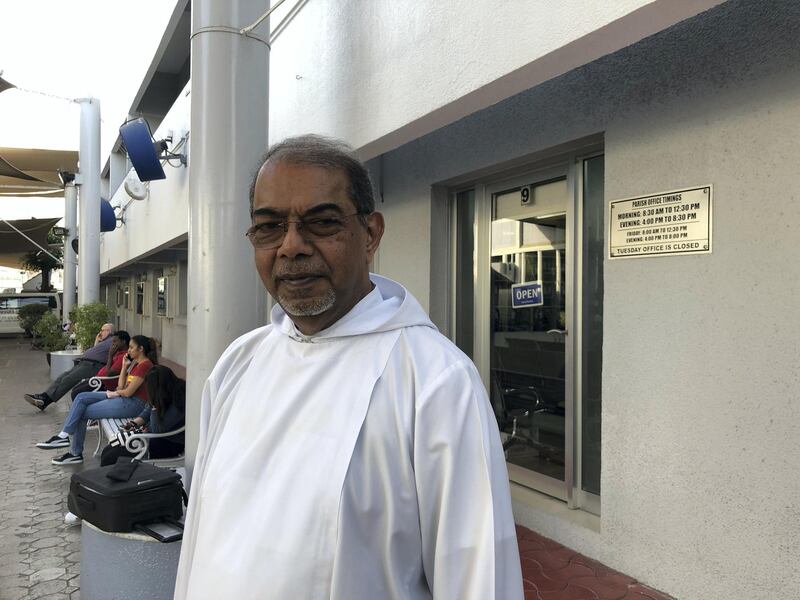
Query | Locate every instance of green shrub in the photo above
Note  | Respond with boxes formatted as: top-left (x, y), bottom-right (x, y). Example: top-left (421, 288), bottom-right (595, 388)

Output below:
top-left (33, 312), bottom-right (69, 352)
top-left (71, 302), bottom-right (111, 351)
top-left (18, 303), bottom-right (50, 335)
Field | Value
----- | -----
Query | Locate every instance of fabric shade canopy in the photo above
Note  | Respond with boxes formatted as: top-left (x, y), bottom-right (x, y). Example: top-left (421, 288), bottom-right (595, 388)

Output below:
top-left (0, 217), bottom-right (62, 269)
top-left (0, 75), bottom-right (14, 94)
top-left (0, 147), bottom-right (78, 197)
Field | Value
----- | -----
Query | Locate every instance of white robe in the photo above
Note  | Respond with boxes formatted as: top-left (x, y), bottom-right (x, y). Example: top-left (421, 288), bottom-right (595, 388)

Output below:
top-left (174, 275), bottom-right (523, 599)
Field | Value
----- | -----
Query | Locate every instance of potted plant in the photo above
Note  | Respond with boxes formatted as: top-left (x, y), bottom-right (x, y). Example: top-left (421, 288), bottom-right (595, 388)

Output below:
top-left (70, 302), bottom-right (112, 352)
top-left (18, 303), bottom-right (51, 337)
top-left (32, 312), bottom-right (70, 364)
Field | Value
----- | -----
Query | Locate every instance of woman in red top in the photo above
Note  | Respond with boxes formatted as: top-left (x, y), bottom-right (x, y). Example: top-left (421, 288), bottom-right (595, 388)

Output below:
top-left (37, 335), bottom-right (159, 465)
top-left (69, 331), bottom-right (131, 400)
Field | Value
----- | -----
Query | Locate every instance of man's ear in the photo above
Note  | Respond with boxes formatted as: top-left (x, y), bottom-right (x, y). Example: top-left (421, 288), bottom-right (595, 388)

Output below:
top-left (364, 212), bottom-right (385, 262)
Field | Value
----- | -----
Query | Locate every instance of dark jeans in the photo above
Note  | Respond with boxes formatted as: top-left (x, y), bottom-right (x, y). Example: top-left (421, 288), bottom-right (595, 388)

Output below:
top-left (45, 360), bottom-right (103, 402)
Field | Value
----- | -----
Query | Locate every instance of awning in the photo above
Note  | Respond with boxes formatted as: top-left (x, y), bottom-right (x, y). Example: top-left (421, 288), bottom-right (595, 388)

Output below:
top-left (0, 147), bottom-right (78, 197)
top-left (0, 217), bottom-right (61, 269)
top-left (0, 75), bottom-right (14, 94)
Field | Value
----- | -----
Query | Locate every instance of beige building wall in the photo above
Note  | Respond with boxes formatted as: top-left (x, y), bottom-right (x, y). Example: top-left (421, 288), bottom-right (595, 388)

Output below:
top-left (370, 4), bottom-right (800, 598)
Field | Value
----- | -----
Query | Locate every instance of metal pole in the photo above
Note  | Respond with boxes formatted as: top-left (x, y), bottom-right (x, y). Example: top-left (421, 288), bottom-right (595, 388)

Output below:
top-left (62, 182), bottom-right (78, 322)
top-left (77, 98), bottom-right (101, 305)
top-left (186, 0), bottom-right (269, 485)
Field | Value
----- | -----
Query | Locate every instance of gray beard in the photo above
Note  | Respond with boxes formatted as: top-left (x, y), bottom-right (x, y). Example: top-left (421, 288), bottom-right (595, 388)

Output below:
top-left (278, 288), bottom-right (336, 317)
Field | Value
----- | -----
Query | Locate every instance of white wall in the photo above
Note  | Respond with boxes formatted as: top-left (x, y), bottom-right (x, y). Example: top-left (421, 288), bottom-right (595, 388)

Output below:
top-left (368, 3), bottom-right (800, 598)
top-left (99, 83), bottom-right (191, 365)
top-left (602, 75), bottom-right (800, 600)
top-left (99, 83), bottom-right (191, 273)
top-left (104, 265), bottom-right (188, 366)
top-left (267, 0), bottom-right (724, 157)
top-left (94, 2), bottom-right (799, 597)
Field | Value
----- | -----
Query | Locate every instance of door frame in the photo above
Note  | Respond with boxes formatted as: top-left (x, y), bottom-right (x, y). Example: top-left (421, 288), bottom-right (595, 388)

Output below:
top-left (448, 148), bottom-right (602, 511)
top-left (476, 163), bottom-right (575, 501)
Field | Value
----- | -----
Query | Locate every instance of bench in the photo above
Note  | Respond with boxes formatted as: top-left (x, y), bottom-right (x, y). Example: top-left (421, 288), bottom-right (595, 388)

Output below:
top-left (87, 375), bottom-right (185, 468)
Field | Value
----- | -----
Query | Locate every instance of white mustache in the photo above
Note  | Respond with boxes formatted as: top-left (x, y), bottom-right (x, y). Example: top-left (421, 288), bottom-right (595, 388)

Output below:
top-left (273, 262), bottom-right (329, 279)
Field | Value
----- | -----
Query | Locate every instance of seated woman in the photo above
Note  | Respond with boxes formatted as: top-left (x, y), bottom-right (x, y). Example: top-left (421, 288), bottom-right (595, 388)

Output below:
top-left (36, 335), bottom-right (158, 465)
top-left (100, 365), bottom-right (186, 466)
top-left (69, 330), bottom-right (131, 400)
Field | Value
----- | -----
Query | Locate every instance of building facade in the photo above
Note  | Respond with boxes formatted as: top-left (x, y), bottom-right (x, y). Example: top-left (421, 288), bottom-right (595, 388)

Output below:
top-left (97, 1), bottom-right (800, 598)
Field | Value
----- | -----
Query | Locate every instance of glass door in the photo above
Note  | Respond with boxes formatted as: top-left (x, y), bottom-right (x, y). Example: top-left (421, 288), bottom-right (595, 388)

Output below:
top-left (456, 165), bottom-right (574, 500)
top-left (485, 171), bottom-right (571, 498)
top-left (452, 154), bottom-right (603, 509)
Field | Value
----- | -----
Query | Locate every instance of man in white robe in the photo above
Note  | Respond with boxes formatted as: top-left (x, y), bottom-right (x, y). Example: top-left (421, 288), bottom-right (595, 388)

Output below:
top-left (174, 135), bottom-right (523, 599)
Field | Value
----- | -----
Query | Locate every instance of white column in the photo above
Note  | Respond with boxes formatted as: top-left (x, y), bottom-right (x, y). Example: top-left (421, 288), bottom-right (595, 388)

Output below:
top-left (62, 182), bottom-right (78, 322)
top-left (77, 98), bottom-right (101, 304)
top-left (186, 0), bottom-right (269, 484)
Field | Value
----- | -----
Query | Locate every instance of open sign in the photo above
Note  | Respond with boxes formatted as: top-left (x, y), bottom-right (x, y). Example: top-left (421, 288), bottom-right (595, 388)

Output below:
top-left (511, 281), bottom-right (543, 308)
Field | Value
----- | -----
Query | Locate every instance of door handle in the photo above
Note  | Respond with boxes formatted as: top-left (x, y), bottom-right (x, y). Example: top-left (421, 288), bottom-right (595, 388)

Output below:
top-left (546, 329), bottom-right (567, 335)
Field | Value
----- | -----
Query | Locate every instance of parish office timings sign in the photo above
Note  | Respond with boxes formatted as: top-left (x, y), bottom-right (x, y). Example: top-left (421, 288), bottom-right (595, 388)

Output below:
top-left (609, 185), bottom-right (712, 259)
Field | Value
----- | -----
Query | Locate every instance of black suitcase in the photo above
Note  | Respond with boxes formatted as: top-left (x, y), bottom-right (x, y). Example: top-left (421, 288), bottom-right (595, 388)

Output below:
top-left (68, 460), bottom-right (184, 533)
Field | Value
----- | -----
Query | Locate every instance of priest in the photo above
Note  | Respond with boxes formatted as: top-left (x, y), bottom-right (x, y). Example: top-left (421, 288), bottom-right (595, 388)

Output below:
top-left (174, 135), bottom-right (523, 599)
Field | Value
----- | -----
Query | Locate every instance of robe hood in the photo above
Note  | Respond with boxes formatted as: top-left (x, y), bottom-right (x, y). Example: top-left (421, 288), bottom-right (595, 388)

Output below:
top-left (270, 273), bottom-right (436, 342)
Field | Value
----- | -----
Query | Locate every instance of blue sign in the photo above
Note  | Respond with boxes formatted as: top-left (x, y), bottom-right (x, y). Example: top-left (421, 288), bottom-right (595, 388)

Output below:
top-left (511, 281), bottom-right (543, 309)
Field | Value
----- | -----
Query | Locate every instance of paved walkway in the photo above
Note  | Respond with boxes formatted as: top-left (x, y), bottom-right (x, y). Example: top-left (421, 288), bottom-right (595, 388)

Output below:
top-left (516, 526), bottom-right (673, 600)
top-left (0, 336), bottom-right (88, 600)
top-left (0, 335), bottom-right (674, 600)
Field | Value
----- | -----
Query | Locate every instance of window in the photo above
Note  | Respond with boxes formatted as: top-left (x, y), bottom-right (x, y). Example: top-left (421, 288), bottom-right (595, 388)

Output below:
top-left (178, 261), bottom-right (188, 316)
top-left (156, 276), bottom-right (167, 316)
top-left (0, 296), bottom-right (54, 309)
top-left (579, 155), bottom-right (604, 499)
top-left (136, 282), bottom-right (145, 315)
top-left (453, 190), bottom-right (475, 359)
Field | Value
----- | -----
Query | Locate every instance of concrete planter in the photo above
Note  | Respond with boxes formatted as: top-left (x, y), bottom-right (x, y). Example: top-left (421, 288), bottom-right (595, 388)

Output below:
top-left (81, 521), bottom-right (181, 600)
top-left (49, 349), bottom-right (82, 381)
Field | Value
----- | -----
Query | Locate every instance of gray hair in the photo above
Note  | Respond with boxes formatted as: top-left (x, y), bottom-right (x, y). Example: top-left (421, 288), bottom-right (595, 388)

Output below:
top-left (248, 134), bottom-right (376, 217)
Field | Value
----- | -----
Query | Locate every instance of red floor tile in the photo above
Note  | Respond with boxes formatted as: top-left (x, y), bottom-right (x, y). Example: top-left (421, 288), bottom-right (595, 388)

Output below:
top-left (523, 547), bottom-right (576, 571)
top-left (569, 576), bottom-right (629, 600)
top-left (521, 558), bottom-right (569, 592)
top-left (542, 562), bottom-right (597, 585)
top-left (517, 525), bottom-right (674, 600)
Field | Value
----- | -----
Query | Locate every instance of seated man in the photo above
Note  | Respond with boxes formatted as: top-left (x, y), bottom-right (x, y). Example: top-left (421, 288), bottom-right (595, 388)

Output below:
top-left (24, 322), bottom-right (115, 411)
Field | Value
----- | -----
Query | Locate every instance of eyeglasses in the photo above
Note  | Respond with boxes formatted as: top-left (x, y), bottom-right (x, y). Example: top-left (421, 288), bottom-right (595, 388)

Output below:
top-left (245, 212), bottom-right (367, 249)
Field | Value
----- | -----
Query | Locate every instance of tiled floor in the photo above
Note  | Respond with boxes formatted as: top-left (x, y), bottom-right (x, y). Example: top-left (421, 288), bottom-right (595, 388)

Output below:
top-left (3, 335), bottom-right (676, 600)
top-left (0, 336), bottom-right (83, 599)
top-left (517, 525), bottom-right (674, 600)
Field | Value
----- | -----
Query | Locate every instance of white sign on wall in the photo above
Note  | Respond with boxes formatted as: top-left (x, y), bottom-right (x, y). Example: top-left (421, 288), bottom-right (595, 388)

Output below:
top-left (609, 185), bottom-right (712, 259)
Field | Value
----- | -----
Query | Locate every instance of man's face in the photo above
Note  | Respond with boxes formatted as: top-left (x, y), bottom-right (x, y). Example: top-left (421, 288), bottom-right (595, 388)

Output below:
top-left (111, 336), bottom-right (126, 353)
top-left (251, 160), bottom-right (384, 335)
top-left (98, 324), bottom-right (113, 340)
